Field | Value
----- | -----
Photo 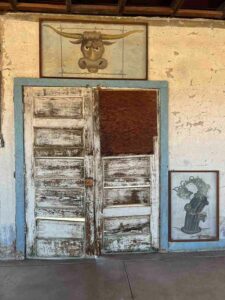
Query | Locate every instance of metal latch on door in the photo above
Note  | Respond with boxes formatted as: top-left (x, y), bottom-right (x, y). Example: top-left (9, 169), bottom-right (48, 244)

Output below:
top-left (84, 178), bottom-right (94, 187)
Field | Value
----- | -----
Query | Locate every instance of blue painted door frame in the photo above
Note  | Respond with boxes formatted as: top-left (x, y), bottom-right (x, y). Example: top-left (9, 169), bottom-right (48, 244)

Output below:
top-left (14, 77), bottom-right (169, 257)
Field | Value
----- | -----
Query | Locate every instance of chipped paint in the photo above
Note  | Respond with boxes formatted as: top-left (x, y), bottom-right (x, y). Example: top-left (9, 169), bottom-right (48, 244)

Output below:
top-left (0, 13), bottom-right (225, 258)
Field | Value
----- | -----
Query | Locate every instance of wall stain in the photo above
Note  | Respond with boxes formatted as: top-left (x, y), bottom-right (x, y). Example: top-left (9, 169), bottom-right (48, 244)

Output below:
top-left (188, 32), bottom-right (198, 35)
top-left (206, 127), bottom-right (221, 134)
top-left (186, 121), bottom-right (204, 127)
top-left (174, 51), bottom-right (179, 56)
top-left (172, 111), bottom-right (180, 116)
top-left (165, 68), bottom-right (174, 78)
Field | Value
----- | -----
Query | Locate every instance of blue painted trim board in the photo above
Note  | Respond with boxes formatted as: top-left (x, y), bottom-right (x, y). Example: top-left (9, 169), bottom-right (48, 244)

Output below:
top-left (14, 77), bottom-right (169, 256)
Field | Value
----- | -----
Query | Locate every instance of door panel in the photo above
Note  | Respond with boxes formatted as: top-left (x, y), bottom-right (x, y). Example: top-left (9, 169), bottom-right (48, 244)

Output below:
top-left (96, 89), bottom-right (159, 253)
top-left (102, 155), bottom-right (152, 253)
top-left (24, 86), bottom-right (94, 258)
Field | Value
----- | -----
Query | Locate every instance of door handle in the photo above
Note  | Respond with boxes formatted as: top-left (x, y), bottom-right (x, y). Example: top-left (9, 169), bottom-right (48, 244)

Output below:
top-left (84, 178), bottom-right (94, 187)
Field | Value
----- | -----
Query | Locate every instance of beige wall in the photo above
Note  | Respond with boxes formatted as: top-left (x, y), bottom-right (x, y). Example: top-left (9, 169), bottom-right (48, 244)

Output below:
top-left (0, 13), bottom-right (224, 258)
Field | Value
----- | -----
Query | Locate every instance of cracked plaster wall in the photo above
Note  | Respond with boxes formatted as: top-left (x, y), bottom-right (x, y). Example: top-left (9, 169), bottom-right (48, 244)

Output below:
top-left (0, 13), bottom-right (224, 258)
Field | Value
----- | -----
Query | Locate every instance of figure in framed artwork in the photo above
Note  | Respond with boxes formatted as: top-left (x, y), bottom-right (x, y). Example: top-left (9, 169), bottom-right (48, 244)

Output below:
top-left (169, 170), bottom-right (219, 242)
top-left (40, 20), bottom-right (148, 79)
top-left (174, 177), bottom-right (210, 234)
top-left (44, 25), bottom-right (141, 73)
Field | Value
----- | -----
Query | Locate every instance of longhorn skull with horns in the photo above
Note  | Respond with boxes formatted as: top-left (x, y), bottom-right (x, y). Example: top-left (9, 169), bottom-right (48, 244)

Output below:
top-left (45, 25), bottom-right (142, 73)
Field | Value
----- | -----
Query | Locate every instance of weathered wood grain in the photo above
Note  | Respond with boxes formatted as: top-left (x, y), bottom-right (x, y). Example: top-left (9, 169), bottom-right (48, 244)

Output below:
top-left (36, 239), bottom-right (83, 257)
top-left (103, 206), bottom-right (151, 217)
top-left (34, 128), bottom-right (83, 147)
top-left (35, 178), bottom-right (84, 189)
top-left (30, 87), bottom-right (84, 97)
top-left (34, 146), bottom-right (83, 157)
top-left (36, 189), bottom-right (84, 207)
top-left (36, 206), bottom-right (84, 218)
top-left (34, 96), bottom-right (83, 119)
top-left (104, 187), bottom-right (150, 206)
top-left (104, 234), bottom-right (151, 252)
top-left (104, 156), bottom-right (150, 178)
top-left (37, 219), bottom-right (84, 239)
top-left (102, 154), bottom-right (152, 253)
top-left (103, 156), bottom-right (150, 187)
top-left (35, 158), bottom-right (84, 178)
top-left (104, 178), bottom-right (150, 188)
top-left (104, 216), bottom-right (150, 235)
top-left (24, 87), bottom-right (94, 258)
top-left (93, 89), bottom-right (104, 255)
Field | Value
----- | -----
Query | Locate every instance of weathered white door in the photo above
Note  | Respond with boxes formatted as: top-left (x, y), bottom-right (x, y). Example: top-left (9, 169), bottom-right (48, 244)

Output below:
top-left (24, 86), bottom-right (159, 258)
top-left (24, 87), bottom-right (95, 258)
top-left (95, 89), bottom-right (159, 253)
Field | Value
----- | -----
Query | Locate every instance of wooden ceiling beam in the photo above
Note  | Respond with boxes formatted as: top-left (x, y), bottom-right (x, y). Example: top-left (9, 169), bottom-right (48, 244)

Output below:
top-left (170, 0), bottom-right (184, 16)
top-left (71, 4), bottom-right (118, 15)
top-left (176, 9), bottom-right (224, 19)
top-left (0, 2), bottom-right (223, 20)
top-left (16, 2), bottom-right (66, 13)
top-left (8, 0), bottom-right (17, 11)
top-left (118, 0), bottom-right (127, 15)
top-left (66, 0), bottom-right (72, 13)
top-left (217, 1), bottom-right (225, 10)
top-left (0, 2), bottom-right (11, 11)
top-left (217, 1), bottom-right (225, 18)
top-left (124, 6), bottom-right (173, 16)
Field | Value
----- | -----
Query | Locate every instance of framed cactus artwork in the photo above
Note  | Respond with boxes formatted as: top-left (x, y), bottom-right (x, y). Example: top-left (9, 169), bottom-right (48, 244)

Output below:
top-left (169, 170), bottom-right (219, 242)
top-left (39, 19), bottom-right (148, 79)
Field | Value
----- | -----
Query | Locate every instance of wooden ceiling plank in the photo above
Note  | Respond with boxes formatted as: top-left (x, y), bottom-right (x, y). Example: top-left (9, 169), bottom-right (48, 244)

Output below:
top-left (170, 0), bottom-right (185, 16)
top-left (118, 0), bottom-right (128, 15)
top-left (66, 0), bottom-right (72, 13)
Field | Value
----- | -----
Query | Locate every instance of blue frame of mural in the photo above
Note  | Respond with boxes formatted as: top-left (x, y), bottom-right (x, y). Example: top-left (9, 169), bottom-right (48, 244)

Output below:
top-left (14, 77), bottom-right (169, 257)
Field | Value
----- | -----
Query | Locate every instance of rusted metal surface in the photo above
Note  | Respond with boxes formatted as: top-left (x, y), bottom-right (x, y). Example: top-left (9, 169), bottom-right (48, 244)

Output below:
top-left (84, 178), bottom-right (94, 188)
top-left (99, 89), bottom-right (158, 156)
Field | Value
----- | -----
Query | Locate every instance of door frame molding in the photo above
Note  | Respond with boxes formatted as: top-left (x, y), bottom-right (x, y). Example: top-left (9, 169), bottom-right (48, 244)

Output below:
top-left (14, 78), bottom-right (169, 257)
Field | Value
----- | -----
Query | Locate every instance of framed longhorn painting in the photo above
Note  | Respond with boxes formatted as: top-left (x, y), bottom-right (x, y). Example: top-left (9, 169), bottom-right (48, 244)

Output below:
top-left (39, 19), bottom-right (148, 79)
top-left (169, 170), bottom-right (219, 242)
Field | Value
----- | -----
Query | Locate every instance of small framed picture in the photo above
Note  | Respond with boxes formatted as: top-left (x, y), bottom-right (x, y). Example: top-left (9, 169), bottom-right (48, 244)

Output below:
top-left (169, 170), bottom-right (219, 242)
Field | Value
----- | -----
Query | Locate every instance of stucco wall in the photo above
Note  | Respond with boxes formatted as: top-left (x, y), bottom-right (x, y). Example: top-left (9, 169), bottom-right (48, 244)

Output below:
top-left (0, 13), bottom-right (224, 258)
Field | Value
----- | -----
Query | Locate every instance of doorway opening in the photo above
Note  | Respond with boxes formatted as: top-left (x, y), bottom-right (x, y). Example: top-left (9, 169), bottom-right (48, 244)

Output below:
top-left (18, 82), bottom-right (165, 259)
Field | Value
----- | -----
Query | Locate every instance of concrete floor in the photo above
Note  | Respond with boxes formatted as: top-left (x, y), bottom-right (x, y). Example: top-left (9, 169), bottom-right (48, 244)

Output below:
top-left (1, 252), bottom-right (225, 300)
